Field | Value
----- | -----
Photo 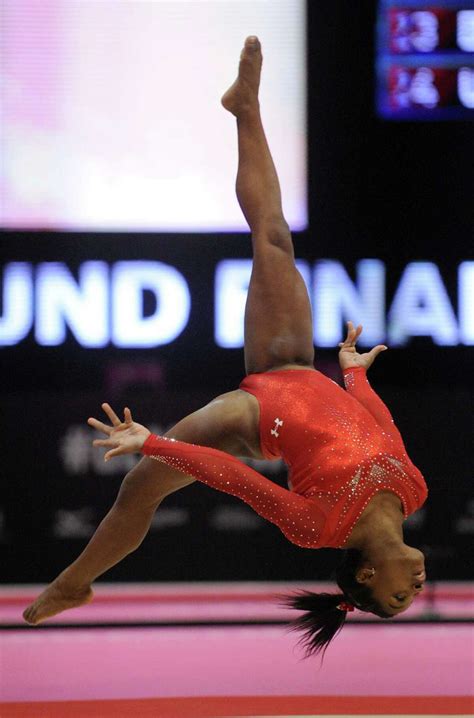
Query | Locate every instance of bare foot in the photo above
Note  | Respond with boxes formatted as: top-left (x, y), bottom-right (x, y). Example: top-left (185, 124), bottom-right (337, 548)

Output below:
top-left (221, 36), bottom-right (263, 116)
top-left (23, 575), bottom-right (94, 625)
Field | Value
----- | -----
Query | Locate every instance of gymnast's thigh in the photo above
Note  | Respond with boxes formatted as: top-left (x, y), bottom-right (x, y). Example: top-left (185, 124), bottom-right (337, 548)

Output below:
top-left (244, 225), bottom-right (314, 374)
top-left (116, 389), bottom-right (259, 508)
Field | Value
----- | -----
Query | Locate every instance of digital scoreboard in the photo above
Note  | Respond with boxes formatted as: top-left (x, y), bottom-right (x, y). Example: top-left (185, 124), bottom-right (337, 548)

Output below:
top-left (376, 1), bottom-right (474, 118)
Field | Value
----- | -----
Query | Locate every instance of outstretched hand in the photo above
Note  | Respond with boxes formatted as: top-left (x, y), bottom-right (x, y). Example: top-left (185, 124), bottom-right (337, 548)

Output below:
top-left (87, 403), bottom-right (151, 462)
top-left (338, 321), bottom-right (388, 372)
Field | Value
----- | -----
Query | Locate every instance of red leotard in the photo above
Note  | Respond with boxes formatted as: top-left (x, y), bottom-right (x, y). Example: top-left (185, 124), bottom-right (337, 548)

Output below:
top-left (142, 367), bottom-right (428, 549)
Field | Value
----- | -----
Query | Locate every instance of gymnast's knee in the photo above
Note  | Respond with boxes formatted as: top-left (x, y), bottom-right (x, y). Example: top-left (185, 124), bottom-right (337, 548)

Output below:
top-left (252, 217), bottom-right (293, 253)
top-left (115, 459), bottom-right (167, 511)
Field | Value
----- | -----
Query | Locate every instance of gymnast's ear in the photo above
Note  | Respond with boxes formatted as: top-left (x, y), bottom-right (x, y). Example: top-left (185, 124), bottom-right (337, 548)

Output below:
top-left (355, 567), bottom-right (376, 584)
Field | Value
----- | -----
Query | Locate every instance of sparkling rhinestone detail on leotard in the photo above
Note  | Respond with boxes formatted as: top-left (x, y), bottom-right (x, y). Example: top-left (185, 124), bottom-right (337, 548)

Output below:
top-left (240, 367), bottom-right (427, 548)
top-left (143, 435), bottom-right (326, 547)
top-left (142, 367), bottom-right (428, 550)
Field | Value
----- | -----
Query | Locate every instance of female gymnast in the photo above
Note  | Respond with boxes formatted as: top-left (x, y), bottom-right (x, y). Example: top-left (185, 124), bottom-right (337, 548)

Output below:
top-left (24, 37), bottom-right (428, 657)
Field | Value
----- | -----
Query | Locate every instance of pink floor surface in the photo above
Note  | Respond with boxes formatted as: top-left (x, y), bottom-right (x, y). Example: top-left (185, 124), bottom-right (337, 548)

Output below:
top-left (1, 582), bottom-right (472, 715)
top-left (2, 624), bottom-right (473, 703)
top-left (1, 581), bottom-right (472, 625)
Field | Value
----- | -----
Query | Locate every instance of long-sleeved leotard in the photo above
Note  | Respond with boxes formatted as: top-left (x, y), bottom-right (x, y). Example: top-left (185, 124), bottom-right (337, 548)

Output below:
top-left (342, 366), bottom-right (403, 443)
top-left (142, 434), bottom-right (327, 547)
top-left (142, 368), bottom-right (428, 549)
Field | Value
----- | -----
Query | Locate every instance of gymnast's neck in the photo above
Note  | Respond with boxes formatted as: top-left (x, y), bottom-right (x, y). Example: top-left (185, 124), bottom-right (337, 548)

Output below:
top-left (343, 490), bottom-right (408, 557)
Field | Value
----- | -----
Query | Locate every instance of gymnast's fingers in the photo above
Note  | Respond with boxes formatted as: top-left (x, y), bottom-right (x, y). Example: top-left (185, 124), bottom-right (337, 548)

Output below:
top-left (342, 321), bottom-right (356, 346)
top-left (87, 417), bottom-right (113, 435)
top-left (104, 447), bottom-right (123, 462)
top-left (92, 439), bottom-right (117, 448)
top-left (346, 322), bottom-right (356, 344)
top-left (102, 403), bottom-right (121, 427)
top-left (346, 321), bottom-right (362, 346)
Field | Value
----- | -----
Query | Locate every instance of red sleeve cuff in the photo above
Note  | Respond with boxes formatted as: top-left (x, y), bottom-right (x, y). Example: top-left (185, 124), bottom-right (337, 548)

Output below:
top-left (142, 433), bottom-right (160, 454)
top-left (342, 366), bottom-right (366, 376)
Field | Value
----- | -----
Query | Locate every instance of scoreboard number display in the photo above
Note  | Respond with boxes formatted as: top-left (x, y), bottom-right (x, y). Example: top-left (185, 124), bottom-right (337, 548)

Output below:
top-left (376, 1), bottom-right (474, 118)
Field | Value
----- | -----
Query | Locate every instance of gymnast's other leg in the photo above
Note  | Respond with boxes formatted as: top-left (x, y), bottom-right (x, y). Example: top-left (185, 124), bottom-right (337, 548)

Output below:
top-left (222, 36), bottom-right (314, 373)
top-left (23, 392), bottom-right (256, 625)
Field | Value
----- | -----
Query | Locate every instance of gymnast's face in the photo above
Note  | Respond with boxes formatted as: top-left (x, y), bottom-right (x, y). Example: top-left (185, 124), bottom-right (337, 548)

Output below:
top-left (357, 547), bottom-right (426, 616)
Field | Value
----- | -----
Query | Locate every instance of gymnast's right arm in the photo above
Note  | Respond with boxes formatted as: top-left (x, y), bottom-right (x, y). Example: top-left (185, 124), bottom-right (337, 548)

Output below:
top-left (337, 321), bottom-right (404, 443)
top-left (342, 366), bottom-right (404, 442)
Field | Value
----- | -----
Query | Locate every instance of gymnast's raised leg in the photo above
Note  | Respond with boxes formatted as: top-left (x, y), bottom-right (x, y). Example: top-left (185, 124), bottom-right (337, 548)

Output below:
top-left (222, 36), bottom-right (314, 374)
top-left (23, 36), bottom-right (314, 625)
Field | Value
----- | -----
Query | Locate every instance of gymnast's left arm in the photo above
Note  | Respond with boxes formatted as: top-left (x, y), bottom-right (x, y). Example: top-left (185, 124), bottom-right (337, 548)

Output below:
top-left (141, 433), bottom-right (326, 548)
top-left (88, 404), bottom-right (325, 547)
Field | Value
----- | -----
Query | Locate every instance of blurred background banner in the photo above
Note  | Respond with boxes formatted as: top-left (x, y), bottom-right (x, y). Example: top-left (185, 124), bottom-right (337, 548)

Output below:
top-left (1, 0), bottom-right (473, 584)
top-left (0, 0), bottom-right (307, 231)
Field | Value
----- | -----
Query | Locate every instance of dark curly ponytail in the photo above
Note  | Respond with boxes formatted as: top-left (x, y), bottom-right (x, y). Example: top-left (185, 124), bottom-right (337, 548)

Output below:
top-left (281, 591), bottom-right (349, 660)
top-left (282, 550), bottom-right (394, 660)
